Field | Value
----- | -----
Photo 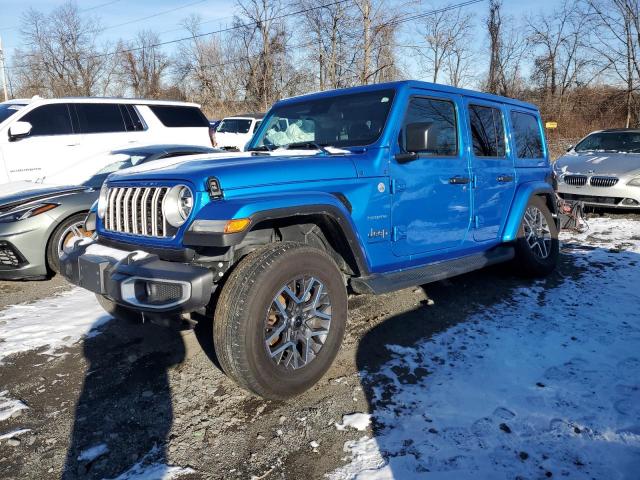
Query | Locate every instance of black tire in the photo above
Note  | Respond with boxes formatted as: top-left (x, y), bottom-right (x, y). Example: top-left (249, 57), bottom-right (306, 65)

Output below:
top-left (47, 212), bottom-right (89, 274)
top-left (95, 294), bottom-right (142, 324)
top-left (514, 196), bottom-right (559, 277)
top-left (214, 242), bottom-right (347, 400)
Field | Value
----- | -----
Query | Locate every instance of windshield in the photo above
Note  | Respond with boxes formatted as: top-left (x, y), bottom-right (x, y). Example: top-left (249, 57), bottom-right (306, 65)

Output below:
top-left (217, 118), bottom-right (252, 134)
top-left (575, 131), bottom-right (640, 153)
top-left (82, 154), bottom-right (147, 188)
top-left (0, 103), bottom-right (27, 123)
top-left (249, 89), bottom-right (395, 150)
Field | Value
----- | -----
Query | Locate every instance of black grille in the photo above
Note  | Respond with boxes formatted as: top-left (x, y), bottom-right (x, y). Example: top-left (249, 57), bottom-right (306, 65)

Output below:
top-left (0, 242), bottom-right (24, 268)
top-left (560, 193), bottom-right (622, 205)
top-left (590, 176), bottom-right (619, 187)
top-left (564, 175), bottom-right (588, 186)
top-left (145, 281), bottom-right (184, 305)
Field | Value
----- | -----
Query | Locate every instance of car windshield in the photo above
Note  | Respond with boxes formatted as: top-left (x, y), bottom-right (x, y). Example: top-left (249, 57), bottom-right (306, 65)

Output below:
top-left (574, 131), bottom-right (640, 153)
top-left (249, 89), bottom-right (395, 150)
top-left (0, 103), bottom-right (27, 123)
top-left (217, 119), bottom-right (252, 134)
top-left (82, 154), bottom-right (148, 188)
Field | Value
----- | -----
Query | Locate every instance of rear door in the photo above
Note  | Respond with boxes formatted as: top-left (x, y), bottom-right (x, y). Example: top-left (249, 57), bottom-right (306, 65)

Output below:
top-left (466, 100), bottom-right (516, 242)
top-left (2, 103), bottom-right (84, 182)
top-left (390, 91), bottom-right (472, 256)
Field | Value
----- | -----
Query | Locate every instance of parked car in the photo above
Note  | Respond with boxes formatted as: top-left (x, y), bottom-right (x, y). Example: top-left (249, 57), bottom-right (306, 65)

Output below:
top-left (213, 114), bottom-right (263, 151)
top-left (0, 97), bottom-right (212, 185)
top-left (555, 128), bottom-right (640, 208)
top-left (60, 80), bottom-right (558, 399)
top-left (0, 144), bottom-right (216, 280)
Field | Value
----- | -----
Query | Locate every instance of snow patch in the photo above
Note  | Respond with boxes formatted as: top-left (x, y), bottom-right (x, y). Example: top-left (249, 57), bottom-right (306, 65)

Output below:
top-left (108, 446), bottom-right (195, 480)
top-left (0, 391), bottom-right (28, 421)
top-left (0, 288), bottom-right (111, 362)
top-left (330, 218), bottom-right (640, 480)
top-left (336, 413), bottom-right (372, 431)
top-left (0, 428), bottom-right (31, 440)
top-left (77, 443), bottom-right (109, 462)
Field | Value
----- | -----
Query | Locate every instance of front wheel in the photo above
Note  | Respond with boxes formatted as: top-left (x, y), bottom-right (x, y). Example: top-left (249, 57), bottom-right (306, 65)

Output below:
top-left (514, 196), bottom-right (559, 277)
top-left (214, 242), bottom-right (347, 400)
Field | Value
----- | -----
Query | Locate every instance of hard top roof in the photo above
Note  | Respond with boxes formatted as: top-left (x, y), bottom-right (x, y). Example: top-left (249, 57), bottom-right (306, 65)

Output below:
top-left (275, 80), bottom-right (538, 111)
top-left (1, 96), bottom-right (201, 108)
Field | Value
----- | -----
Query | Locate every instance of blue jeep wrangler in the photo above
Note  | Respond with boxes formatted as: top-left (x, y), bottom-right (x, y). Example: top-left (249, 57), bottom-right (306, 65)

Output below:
top-left (61, 81), bottom-right (558, 399)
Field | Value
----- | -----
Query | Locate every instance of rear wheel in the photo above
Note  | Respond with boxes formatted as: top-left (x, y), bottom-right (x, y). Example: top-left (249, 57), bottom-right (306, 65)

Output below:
top-left (514, 196), bottom-right (559, 277)
top-left (214, 242), bottom-right (347, 400)
top-left (47, 212), bottom-right (91, 274)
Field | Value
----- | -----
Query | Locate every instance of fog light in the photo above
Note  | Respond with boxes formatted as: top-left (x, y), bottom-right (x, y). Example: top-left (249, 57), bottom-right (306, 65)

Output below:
top-left (622, 198), bottom-right (639, 206)
top-left (121, 277), bottom-right (190, 309)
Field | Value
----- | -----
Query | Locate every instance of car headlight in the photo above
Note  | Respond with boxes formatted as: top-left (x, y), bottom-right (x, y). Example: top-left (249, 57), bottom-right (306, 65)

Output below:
top-left (0, 203), bottom-right (59, 223)
top-left (163, 185), bottom-right (193, 227)
top-left (628, 177), bottom-right (640, 187)
top-left (97, 184), bottom-right (109, 218)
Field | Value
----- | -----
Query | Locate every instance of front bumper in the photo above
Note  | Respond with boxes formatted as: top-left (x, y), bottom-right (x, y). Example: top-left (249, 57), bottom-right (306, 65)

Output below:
top-left (0, 217), bottom-right (52, 280)
top-left (60, 239), bottom-right (214, 314)
top-left (557, 181), bottom-right (640, 208)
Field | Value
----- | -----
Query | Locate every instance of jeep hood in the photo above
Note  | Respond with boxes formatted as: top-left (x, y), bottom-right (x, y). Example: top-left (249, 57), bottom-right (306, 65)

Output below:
top-left (556, 151), bottom-right (640, 176)
top-left (106, 151), bottom-right (359, 190)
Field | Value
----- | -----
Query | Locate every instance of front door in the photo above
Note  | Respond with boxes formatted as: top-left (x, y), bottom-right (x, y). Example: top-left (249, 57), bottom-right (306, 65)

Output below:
top-left (2, 103), bottom-right (83, 183)
top-left (391, 92), bottom-right (472, 257)
top-left (466, 101), bottom-right (516, 242)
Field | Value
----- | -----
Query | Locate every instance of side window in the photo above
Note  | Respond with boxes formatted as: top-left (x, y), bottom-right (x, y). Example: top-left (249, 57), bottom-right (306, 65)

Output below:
top-left (21, 104), bottom-right (73, 137)
top-left (469, 104), bottom-right (506, 157)
top-left (75, 104), bottom-right (127, 133)
top-left (511, 111), bottom-right (543, 158)
top-left (253, 120), bottom-right (262, 133)
top-left (400, 96), bottom-right (457, 156)
top-left (149, 106), bottom-right (209, 128)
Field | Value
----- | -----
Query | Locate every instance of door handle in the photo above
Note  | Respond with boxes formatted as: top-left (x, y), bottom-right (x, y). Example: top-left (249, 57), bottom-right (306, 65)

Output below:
top-left (497, 175), bottom-right (514, 183)
top-left (449, 176), bottom-right (470, 185)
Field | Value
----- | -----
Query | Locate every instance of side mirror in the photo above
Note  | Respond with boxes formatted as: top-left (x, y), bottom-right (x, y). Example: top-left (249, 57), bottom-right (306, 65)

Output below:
top-left (8, 121), bottom-right (33, 141)
top-left (395, 122), bottom-right (433, 163)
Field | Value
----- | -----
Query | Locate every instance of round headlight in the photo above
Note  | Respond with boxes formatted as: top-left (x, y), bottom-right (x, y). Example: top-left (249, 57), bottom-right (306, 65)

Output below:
top-left (97, 184), bottom-right (108, 219)
top-left (163, 185), bottom-right (193, 227)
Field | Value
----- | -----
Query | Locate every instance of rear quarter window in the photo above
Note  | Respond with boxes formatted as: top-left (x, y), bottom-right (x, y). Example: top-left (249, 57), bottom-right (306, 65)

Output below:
top-left (511, 111), bottom-right (544, 159)
top-left (149, 106), bottom-right (209, 128)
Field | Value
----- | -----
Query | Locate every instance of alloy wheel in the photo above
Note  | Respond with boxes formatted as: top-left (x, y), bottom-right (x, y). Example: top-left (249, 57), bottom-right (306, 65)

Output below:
top-left (522, 206), bottom-right (552, 259)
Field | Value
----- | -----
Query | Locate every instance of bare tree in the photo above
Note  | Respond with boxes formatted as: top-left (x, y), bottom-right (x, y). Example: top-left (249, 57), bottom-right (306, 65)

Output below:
top-left (486, 0), bottom-right (502, 94)
top-left (411, 5), bottom-right (474, 85)
top-left (118, 31), bottom-right (171, 98)
top-left (13, 1), bottom-right (111, 96)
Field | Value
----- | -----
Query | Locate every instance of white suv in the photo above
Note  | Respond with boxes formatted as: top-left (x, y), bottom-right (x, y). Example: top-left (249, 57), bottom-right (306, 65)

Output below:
top-left (213, 115), bottom-right (263, 151)
top-left (0, 97), bottom-right (212, 185)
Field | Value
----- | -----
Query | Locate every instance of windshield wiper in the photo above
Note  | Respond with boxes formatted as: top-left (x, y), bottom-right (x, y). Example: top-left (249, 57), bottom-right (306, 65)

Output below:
top-left (284, 141), bottom-right (342, 155)
top-left (248, 144), bottom-right (274, 152)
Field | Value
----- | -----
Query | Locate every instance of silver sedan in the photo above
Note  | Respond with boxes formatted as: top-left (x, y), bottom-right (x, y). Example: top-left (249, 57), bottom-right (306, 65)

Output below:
top-left (555, 129), bottom-right (640, 208)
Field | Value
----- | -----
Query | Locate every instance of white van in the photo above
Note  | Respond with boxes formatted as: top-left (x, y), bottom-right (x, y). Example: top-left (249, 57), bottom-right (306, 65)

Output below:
top-left (213, 114), bottom-right (263, 151)
top-left (0, 97), bottom-right (212, 185)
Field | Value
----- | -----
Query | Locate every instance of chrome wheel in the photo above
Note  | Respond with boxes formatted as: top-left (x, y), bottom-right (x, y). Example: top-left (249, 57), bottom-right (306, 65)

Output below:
top-left (264, 276), bottom-right (332, 370)
top-left (57, 221), bottom-right (89, 257)
top-left (523, 206), bottom-right (552, 259)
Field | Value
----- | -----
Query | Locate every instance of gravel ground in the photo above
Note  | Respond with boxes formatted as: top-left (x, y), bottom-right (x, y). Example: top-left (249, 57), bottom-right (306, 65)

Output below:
top-left (0, 212), bottom-right (636, 479)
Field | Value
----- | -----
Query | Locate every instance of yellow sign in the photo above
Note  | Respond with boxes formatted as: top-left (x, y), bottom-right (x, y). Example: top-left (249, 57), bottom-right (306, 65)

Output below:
top-left (546, 122), bottom-right (558, 129)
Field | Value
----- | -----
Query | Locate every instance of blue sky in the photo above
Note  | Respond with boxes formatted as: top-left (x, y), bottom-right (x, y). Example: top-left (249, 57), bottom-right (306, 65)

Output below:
top-left (0, 0), bottom-right (560, 74)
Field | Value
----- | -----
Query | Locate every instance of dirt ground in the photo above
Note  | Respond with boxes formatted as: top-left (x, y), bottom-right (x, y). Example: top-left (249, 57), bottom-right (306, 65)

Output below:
top-left (0, 212), bottom-right (636, 480)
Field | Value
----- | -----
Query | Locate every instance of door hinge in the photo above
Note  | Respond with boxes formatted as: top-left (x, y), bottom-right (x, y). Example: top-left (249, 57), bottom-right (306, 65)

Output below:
top-left (392, 226), bottom-right (406, 242)
top-left (390, 179), bottom-right (406, 194)
top-left (471, 174), bottom-right (478, 188)
top-left (473, 215), bottom-right (480, 229)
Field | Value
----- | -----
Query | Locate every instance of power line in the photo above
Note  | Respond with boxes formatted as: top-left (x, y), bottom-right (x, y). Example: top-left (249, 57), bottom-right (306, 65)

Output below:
top-left (102, 0), bottom-right (210, 31)
top-left (81, 0), bottom-right (123, 12)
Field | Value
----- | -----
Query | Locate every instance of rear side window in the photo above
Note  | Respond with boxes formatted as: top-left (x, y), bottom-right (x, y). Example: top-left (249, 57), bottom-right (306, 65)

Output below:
top-left (21, 104), bottom-right (73, 136)
top-left (511, 111), bottom-right (543, 158)
top-left (401, 96), bottom-right (457, 156)
top-left (149, 106), bottom-right (209, 128)
top-left (469, 104), bottom-right (506, 157)
top-left (75, 103), bottom-right (127, 133)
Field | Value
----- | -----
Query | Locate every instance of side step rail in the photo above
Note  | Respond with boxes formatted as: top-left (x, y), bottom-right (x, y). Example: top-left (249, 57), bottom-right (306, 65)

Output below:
top-left (350, 245), bottom-right (515, 295)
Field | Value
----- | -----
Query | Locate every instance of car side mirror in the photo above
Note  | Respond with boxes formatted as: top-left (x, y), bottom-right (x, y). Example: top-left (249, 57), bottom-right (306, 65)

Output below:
top-left (395, 122), bottom-right (433, 163)
top-left (8, 121), bottom-right (33, 141)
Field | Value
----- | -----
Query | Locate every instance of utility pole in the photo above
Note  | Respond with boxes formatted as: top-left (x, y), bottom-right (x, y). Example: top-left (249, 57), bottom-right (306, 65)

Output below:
top-left (0, 36), bottom-right (8, 101)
